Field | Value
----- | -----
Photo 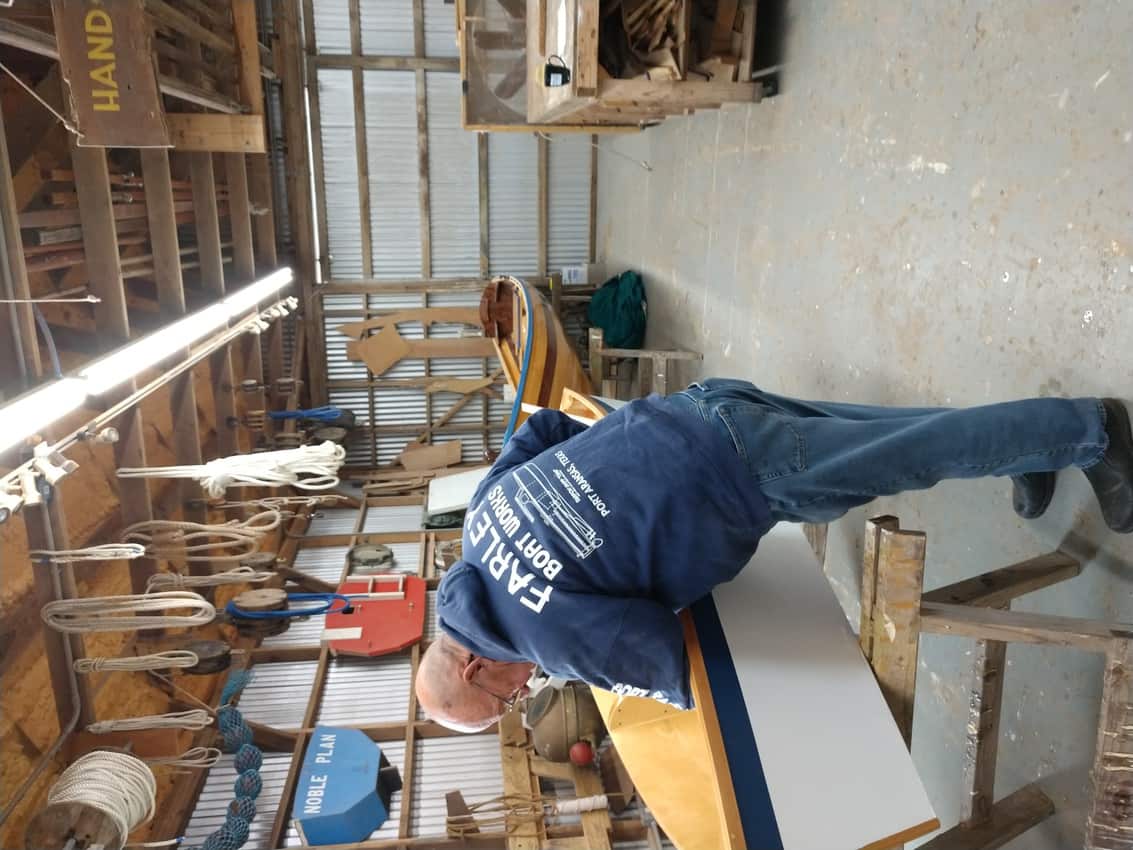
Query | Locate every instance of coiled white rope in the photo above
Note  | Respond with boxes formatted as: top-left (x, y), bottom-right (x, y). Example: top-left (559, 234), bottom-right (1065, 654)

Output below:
top-left (29, 543), bottom-right (147, 563)
top-left (145, 747), bottom-right (222, 769)
top-left (117, 441), bottom-right (346, 498)
top-left (46, 752), bottom-right (156, 844)
top-left (87, 709), bottom-right (213, 734)
top-left (122, 510), bottom-right (281, 563)
top-left (74, 650), bottom-right (200, 674)
top-left (145, 565), bottom-right (273, 593)
top-left (41, 592), bottom-right (216, 633)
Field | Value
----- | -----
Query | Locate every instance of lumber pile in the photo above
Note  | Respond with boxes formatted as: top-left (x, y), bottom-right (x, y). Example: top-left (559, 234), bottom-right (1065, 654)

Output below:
top-left (600, 0), bottom-right (751, 82)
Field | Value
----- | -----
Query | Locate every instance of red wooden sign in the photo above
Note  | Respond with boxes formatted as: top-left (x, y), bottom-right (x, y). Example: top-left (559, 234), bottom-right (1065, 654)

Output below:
top-left (325, 575), bottom-right (427, 657)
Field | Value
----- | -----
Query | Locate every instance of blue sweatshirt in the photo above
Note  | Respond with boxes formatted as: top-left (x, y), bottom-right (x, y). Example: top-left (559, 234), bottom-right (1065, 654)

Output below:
top-left (436, 396), bottom-right (773, 708)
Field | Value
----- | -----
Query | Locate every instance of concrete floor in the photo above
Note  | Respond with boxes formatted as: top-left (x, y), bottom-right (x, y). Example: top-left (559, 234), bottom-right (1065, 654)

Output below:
top-left (595, 2), bottom-right (1132, 847)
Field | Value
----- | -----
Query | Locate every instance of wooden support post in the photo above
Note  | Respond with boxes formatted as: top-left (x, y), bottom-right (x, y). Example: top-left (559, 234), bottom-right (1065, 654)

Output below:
top-left (959, 634), bottom-right (1007, 826)
top-left (210, 346), bottom-right (240, 456)
top-left (276, 0), bottom-right (326, 404)
top-left (225, 152), bottom-right (256, 283)
top-left (71, 141), bottom-right (155, 592)
top-left (142, 148), bottom-right (206, 527)
top-left (537, 134), bottom-right (548, 278)
top-left (1086, 638), bottom-right (1133, 850)
top-left (0, 106), bottom-right (42, 386)
top-left (69, 142), bottom-right (129, 339)
top-left (140, 149), bottom-right (187, 318)
top-left (499, 709), bottom-right (542, 850)
top-left (921, 552), bottom-right (1081, 609)
top-left (23, 500), bottom-right (94, 728)
top-left (860, 516), bottom-right (900, 661)
top-left (919, 783), bottom-right (1054, 850)
top-left (869, 523), bottom-right (927, 747)
top-left (247, 154), bottom-right (278, 268)
top-left (919, 603), bottom-right (1129, 652)
top-left (478, 133), bottom-right (490, 276)
top-left (189, 153), bottom-right (225, 294)
top-left (572, 763), bottom-right (613, 849)
top-left (236, 334), bottom-right (268, 452)
top-left (231, 0), bottom-right (276, 267)
top-left (349, 0), bottom-right (373, 278)
top-left (588, 327), bottom-right (605, 393)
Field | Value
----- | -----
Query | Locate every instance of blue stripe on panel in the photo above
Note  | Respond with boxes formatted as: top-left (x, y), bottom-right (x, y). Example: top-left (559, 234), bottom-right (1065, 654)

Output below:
top-left (689, 595), bottom-right (784, 850)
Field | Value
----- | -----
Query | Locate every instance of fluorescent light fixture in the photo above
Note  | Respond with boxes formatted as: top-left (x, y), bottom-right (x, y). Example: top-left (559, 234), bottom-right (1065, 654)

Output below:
top-left (78, 268), bottom-right (293, 394)
top-left (80, 304), bottom-right (230, 394)
top-left (0, 378), bottom-right (88, 454)
top-left (222, 267), bottom-right (293, 316)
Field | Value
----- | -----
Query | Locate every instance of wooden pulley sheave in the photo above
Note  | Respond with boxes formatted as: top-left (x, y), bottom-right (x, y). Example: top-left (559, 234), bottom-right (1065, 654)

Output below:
top-left (227, 587), bottom-right (290, 637)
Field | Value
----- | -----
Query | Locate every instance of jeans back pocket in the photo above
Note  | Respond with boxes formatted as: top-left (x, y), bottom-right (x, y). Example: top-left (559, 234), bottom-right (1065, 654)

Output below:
top-left (715, 404), bottom-right (807, 482)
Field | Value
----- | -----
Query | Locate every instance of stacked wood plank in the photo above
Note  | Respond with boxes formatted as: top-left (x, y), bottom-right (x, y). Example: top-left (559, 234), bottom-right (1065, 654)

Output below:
top-left (605, 0), bottom-right (753, 83)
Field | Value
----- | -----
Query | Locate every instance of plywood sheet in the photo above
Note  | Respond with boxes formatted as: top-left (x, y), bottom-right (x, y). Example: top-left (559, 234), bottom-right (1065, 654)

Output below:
top-left (695, 524), bottom-right (939, 849)
top-left (427, 466), bottom-right (491, 516)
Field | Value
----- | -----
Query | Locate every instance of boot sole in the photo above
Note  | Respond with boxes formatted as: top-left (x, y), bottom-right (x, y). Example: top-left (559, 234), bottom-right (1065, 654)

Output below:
top-left (1098, 399), bottom-right (1133, 533)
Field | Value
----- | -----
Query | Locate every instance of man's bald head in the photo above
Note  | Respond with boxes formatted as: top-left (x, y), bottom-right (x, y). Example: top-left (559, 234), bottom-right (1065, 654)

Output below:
top-left (416, 634), bottom-right (535, 732)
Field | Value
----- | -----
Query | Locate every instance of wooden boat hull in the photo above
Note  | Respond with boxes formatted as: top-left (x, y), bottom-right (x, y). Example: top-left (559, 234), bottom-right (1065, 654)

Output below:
top-left (480, 276), bottom-right (592, 436)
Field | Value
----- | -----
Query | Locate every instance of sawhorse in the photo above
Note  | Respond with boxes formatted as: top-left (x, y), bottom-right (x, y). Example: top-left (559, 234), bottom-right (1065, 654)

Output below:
top-left (859, 515), bottom-right (1133, 849)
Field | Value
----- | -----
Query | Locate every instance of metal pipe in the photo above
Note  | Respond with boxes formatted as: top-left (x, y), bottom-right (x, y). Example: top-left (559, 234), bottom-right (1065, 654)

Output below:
top-left (0, 505), bottom-right (83, 826)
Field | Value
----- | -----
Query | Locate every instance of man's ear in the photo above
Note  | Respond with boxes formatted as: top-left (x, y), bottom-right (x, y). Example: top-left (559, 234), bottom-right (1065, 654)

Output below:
top-left (460, 655), bottom-right (481, 683)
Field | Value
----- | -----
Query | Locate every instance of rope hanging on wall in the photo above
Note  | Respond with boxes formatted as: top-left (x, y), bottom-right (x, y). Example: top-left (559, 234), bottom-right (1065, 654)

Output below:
top-left (145, 747), bottom-right (223, 769)
top-left (41, 591), bottom-right (216, 633)
top-left (212, 494), bottom-right (348, 514)
top-left (145, 566), bottom-right (274, 593)
top-left (87, 709), bottom-right (214, 734)
top-left (116, 442), bottom-right (347, 498)
top-left (29, 543), bottom-right (147, 563)
top-left (74, 650), bottom-right (201, 674)
top-left (122, 511), bottom-right (281, 564)
top-left (45, 752), bottom-right (157, 841)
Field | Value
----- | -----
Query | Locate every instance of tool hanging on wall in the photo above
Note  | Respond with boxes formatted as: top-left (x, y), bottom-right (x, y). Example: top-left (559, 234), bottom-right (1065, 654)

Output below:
top-left (122, 511), bottom-right (281, 564)
top-left (41, 591), bottom-right (215, 633)
top-left (116, 442), bottom-right (346, 498)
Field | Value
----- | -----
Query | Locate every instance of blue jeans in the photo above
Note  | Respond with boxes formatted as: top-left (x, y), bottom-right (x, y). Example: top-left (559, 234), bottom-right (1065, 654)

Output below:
top-left (667, 378), bottom-right (1108, 523)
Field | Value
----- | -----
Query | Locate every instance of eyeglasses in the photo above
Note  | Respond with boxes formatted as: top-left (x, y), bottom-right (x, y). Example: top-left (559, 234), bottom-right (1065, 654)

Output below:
top-left (466, 654), bottom-right (522, 708)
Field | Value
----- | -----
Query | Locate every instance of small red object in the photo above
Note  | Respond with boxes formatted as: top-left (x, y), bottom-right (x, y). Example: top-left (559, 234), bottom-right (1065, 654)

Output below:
top-left (324, 574), bottom-right (426, 657)
top-left (569, 741), bottom-right (594, 766)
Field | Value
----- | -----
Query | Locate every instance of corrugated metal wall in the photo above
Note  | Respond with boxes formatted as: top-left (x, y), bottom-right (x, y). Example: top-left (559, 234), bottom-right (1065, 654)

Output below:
top-left (426, 72), bottom-right (480, 278)
top-left (548, 135), bottom-right (593, 273)
top-left (364, 70), bottom-right (423, 278)
top-left (315, 70), bottom-right (364, 279)
top-left (488, 133), bottom-right (540, 276)
top-left (308, 0), bottom-right (592, 471)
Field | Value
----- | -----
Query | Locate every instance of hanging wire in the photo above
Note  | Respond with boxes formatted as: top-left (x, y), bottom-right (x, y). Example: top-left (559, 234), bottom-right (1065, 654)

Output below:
top-left (0, 60), bottom-right (81, 136)
top-left (32, 304), bottom-right (63, 378)
top-left (536, 131), bottom-right (653, 172)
